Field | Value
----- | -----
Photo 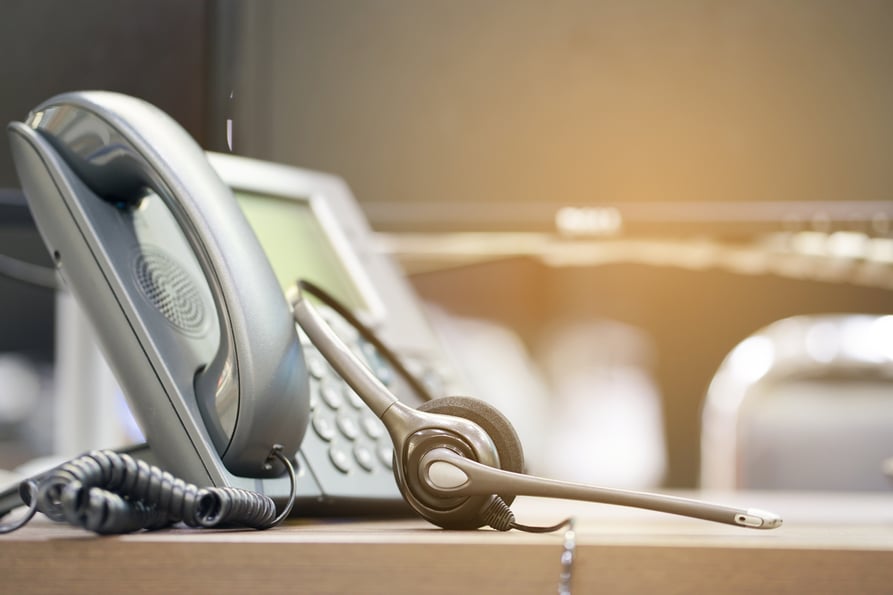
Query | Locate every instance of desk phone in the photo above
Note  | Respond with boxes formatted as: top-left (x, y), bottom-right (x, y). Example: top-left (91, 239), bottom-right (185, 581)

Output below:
top-left (2, 92), bottom-right (455, 519)
top-left (208, 152), bottom-right (456, 513)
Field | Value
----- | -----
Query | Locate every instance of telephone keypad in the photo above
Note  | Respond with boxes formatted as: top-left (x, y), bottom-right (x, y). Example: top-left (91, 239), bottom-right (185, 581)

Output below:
top-left (298, 316), bottom-right (450, 501)
top-left (300, 339), bottom-right (406, 481)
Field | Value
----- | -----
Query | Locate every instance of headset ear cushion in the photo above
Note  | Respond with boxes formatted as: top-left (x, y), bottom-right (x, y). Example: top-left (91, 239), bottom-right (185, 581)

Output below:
top-left (416, 396), bottom-right (525, 505)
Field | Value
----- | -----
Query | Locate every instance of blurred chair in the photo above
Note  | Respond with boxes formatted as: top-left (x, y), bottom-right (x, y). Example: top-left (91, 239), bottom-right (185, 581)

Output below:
top-left (424, 308), bottom-right (667, 486)
top-left (701, 314), bottom-right (893, 492)
top-left (534, 319), bottom-right (666, 488)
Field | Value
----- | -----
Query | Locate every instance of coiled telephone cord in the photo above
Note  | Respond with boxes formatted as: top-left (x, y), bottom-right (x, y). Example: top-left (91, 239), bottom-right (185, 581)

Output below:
top-left (0, 447), bottom-right (296, 535)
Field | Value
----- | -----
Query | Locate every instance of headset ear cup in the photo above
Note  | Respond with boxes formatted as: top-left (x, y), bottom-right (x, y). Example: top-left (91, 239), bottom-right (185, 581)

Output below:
top-left (416, 396), bottom-right (525, 506)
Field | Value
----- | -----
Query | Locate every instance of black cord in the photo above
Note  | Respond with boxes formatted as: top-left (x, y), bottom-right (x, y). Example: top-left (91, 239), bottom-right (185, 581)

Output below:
top-left (0, 480), bottom-right (39, 534)
top-left (264, 445), bottom-right (298, 528)
top-left (0, 254), bottom-right (58, 289)
top-left (0, 448), bottom-right (298, 535)
top-left (480, 495), bottom-right (575, 533)
top-left (296, 279), bottom-right (434, 402)
top-left (511, 517), bottom-right (575, 534)
top-left (0, 189), bottom-right (57, 289)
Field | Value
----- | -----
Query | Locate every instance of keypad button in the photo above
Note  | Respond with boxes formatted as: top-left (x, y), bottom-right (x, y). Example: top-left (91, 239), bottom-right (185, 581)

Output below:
top-left (311, 412), bottom-right (336, 442)
top-left (307, 353), bottom-right (327, 380)
top-left (320, 381), bottom-right (344, 410)
top-left (353, 444), bottom-right (375, 472)
top-left (309, 385), bottom-right (320, 411)
top-left (343, 385), bottom-right (364, 409)
top-left (377, 445), bottom-right (394, 469)
top-left (329, 444), bottom-right (351, 474)
top-left (360, 414), bottom-right (384, 440)
top-left (336, 413), bottom-right (359, 441)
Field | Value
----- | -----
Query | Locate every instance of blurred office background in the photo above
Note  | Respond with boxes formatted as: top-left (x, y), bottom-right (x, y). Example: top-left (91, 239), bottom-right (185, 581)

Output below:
top-left (1, 0), bottom-right (891, 490)
top-left (0, 0), bottom-right (215, 471)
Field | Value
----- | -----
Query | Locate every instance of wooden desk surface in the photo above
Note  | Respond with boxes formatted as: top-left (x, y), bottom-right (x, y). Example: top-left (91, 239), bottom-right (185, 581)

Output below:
top-left (1, 491), bottom-right (891, 594)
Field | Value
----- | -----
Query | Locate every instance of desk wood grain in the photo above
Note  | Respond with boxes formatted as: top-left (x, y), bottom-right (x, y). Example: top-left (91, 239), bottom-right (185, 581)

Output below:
top-left (1, 492), bottom-right (891, 594)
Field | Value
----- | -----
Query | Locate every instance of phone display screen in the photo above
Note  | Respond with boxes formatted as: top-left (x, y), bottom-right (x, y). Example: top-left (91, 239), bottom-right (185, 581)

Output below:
top-left (235, 190), bottom-right (369, 313)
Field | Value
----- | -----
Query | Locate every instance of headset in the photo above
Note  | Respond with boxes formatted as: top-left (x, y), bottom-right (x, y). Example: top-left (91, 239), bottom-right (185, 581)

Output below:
top-left (291, 283), bottom-right (783, 531)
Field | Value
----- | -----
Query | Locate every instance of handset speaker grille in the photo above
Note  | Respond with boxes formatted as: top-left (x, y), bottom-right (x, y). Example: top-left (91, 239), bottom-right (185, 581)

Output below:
top-left (133, 248), bottom-right (208, 336)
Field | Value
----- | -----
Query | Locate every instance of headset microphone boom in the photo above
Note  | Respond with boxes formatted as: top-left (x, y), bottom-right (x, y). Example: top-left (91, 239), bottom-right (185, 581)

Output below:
top-left (290, 285), bottom-right (782, 531)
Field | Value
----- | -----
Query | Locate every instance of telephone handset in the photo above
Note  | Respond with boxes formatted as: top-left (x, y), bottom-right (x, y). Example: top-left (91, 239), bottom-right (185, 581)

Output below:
top-left (3, 91), bottom-right (446, 517)
top-left (7, 92), bottom-right (309, 503)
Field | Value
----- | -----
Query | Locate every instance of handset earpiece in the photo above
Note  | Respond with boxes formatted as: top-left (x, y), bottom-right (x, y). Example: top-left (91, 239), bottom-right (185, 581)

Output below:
top-left (8, 91), bottom-right (308, 482)
top-left (415, 396), bottom-right (526, 527)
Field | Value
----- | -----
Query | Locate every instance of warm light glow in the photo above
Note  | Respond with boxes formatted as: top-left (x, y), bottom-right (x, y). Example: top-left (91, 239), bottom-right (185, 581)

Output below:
top-left (727, 336), bottom-right (775, 384)
top-left (555, 206), bottom-right (622, 236)
top-left (870, 316), bottom-right (893, 361)
top-left (805, 320), bottom-right (839, 364)
top-left (838, 316), bottom-right (884, 363)
top-left (791, 231), bottom-right (828, 257)
top-left (827, 231), bottom-right (869, 259)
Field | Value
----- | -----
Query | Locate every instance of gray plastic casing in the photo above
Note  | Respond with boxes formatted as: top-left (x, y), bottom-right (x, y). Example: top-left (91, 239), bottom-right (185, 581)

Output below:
top-left (7, 91), bottom-right (309, 499)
